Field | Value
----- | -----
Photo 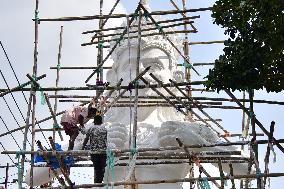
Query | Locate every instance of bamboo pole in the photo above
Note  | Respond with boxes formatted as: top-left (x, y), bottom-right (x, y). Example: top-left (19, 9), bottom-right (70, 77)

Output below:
top-left (83, 16), bottom-right (200, 34)
top-left (130, 9), bottom-right (143, 188)
top-left (179, 62), bottom-right (215, 66)
top-left (82, 29), bottom-right (197, 46)
top-left (58, 99), bottom-right (222, 105)
top-left (102, 66), bottom-right (150, 114)
top-left (188, 40), bottom-right (224, 45)
top-left (84, 4), bottom-right (142, 83)
top-left (218, 159), bottom-right (225, 189)
top-left (97, 156), bottom-right (250, 161)
top-left (219, 133), bottom-right (264, 138)
top-left (30, 81), bottom-right (37, 188)
top-left (0, 80), bottom-right (204, 93)
top-left (20, 1), bottom-right (40, 187)
top-left (149, 73), bottom-right (221, 135)
top-left (241, 91), bottom-right (246, 153)
top-left (57, 101), bottom-right (243, 109)
top-left (36, 140), bottom-right (66, 187)
top-left (48, 137), bottom-right (73, 186)
top-left (90, 21), bottom-right (194, 39)
top-left (1, 149), bottom-right (241, 156)
top-left (176, 138), bottom-right (221, 188)
top-left (19, 93), bottom-right (33, 188)
top-left (97, 0), bottom-right (104, 102)
top-left (44, 93), bottom-right (64, 141)
top-left (229, 163), bottom-right (236, 188)
top-left (5, 163), bottom-right (9, 189)
top-left (35, 160), bottom-right (247, 167)
top-left (224, 89), bottom-right (284, 154)
top-left (195, 118), bottom-right (222, 122)
top-left (141, 4), bottom-right (200, 76)
top-left (170, 0), bottom-right (197, 31)
top-left (0, 102), bottom-right (89, 139)
top-left (34, 7), bottom-right (212, 22)
top-left (0, 74), bottom-right (46, 97)
top-left (170, 79), bottom-right (230, 138)
top-left (35, 173), bottom-right (284, 189)
top-left (50, 66), bottom-right (112, 70)
top-left (53, 26), bottom-right (63, 141)
top-left (264, 121), bottom-right (275, 187)
top-left (90, 0), bottom-right (121, 43)
top-left (47, 94), bottom-right (284, 106)
top-left (139, 77), bottom-right (188, 117)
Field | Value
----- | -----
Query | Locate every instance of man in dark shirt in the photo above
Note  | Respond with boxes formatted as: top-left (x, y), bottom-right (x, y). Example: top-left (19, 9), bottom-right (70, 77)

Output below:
top-left (82, 115), bottom-right (107, 183)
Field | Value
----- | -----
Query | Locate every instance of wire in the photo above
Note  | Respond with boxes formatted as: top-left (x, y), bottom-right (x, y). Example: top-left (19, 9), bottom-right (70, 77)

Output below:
top-left (0, 142), bottom-right (17, 165)
top-left (0, 70), bottom-right (29, 123)
top-left (0, 116), bottom-right (22, 149)
top-left (0, 94), bottom-right (32, 147)
top-left (0, 41), bottom-right (51, 148)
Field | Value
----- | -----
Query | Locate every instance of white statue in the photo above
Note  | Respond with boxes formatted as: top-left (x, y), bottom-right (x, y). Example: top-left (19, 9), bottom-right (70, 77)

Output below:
top-left (25, 4), bottom-right (250, 188)
top-left (100, 13), bottom-right (250, 189)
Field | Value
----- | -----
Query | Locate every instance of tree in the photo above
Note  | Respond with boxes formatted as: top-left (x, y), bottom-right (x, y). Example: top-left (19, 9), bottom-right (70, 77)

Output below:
top-left (205, 0), bottom-right (284, 92)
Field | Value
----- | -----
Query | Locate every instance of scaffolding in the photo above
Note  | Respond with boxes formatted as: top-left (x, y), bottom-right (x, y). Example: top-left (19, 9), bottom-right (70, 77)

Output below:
top-left (0, 0), bottom-right (284, 189)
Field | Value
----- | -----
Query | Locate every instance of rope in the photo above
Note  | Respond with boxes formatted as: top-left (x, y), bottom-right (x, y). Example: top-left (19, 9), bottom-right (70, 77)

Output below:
top-left (269, 142), bottom-right (277, 163)
top-left (39, 87), bottom-right (46, 105)
top-left (256, 170), bottom-right (263, 178)
top-left (155, 23), bottom-right (163, 33)
top-left (143, 12), bottom-right (149, 21)
top-left (197, 177), bottom-right (211, 189)
top-left (56, 63), bottom-right (61, 70)
top-left (34, 10), bottom-right (40, 24)
top-left (220, 175), bottom-right (228, 186)
top-left (15, 151), bottom-right (23, 188)
top-left (125, 147), bottom-right (137, 181)
top-left (133, 12), bottom-right (139, 20)
top-left (98, 42), bottom-right (105, 49)
top-left (106, 149), bottom-right (115, 189)
top-left (53, 123), bottom-right (61, 129)
top-left (183, 61), bottom-right (192, 69)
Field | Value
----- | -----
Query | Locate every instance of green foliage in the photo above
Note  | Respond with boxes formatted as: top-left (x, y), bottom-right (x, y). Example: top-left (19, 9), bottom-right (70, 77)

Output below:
top-left (205, 0), bottom-right (284, 92)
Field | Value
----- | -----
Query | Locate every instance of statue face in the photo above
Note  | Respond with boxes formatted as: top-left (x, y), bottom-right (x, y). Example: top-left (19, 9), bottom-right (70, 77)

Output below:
top-left (108, 46), bottom-right (180, 96)
top-left (105, 44), bottom-right (184, 123)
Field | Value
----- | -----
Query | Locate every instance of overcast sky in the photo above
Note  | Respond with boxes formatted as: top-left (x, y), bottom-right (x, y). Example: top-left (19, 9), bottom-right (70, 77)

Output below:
top-left (0, 0), bottom-right (284, 188)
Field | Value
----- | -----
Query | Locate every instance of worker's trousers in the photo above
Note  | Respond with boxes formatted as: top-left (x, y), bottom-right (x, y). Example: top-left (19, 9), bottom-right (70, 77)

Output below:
top-left (91, 154), bottom-right (107, 183)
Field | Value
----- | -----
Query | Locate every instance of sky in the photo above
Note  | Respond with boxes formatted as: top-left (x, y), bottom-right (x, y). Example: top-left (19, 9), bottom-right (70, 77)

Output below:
top-left (0, 0), bottom-right (284, 188)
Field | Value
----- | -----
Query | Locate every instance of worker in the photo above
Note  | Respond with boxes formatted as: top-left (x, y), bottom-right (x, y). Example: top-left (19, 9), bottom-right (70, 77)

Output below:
top-left (61, 102), bottom-right (97, 150)
top-left (82, 114), bottom-right (107, 183)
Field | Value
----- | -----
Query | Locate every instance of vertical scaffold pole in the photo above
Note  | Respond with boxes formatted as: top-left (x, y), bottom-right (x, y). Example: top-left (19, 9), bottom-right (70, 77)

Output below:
top-left (131, 3), bottom-right (142, 189)
top-left (182, 0), bottom-right (194, 187)
top-left (96, 0), bottom-right (104, 101)
top-left (30, 0), bottom-right (40, 187)
top-left (20, 0), bottom-right (39, 188)
top-left (54, 26), bottom-right (63, 141)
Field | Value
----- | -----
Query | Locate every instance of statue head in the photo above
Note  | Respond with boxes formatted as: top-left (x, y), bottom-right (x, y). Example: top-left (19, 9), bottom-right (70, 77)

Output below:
top-left (107, 16), bottom-right (184, 91)
top-left (105, 16), bottom-right (185, 124)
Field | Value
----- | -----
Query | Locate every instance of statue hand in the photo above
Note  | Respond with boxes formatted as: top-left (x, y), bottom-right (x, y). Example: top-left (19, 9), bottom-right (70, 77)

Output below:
top-left (158, 121), bottom-right (213, 147)
top-left (106, 122), bottom-right (128, 149)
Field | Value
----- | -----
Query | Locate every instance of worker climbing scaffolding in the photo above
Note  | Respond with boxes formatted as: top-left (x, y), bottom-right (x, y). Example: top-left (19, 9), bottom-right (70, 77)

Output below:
top-left (60, 99), bottom-right (97, 150)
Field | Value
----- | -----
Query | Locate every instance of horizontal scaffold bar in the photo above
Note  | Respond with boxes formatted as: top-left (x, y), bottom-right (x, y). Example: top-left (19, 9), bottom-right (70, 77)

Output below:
top-left (83, 16), bottom-right (200, 34)
top-left (48, 173), bottom-right (284, 189)
top-left (2, 139), bottom-right (284, 156)
top-left (34, 8), bottom-right (212, 22)
top-left (0, 81), bottom-right (204, 93)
